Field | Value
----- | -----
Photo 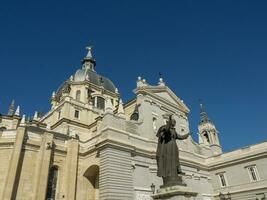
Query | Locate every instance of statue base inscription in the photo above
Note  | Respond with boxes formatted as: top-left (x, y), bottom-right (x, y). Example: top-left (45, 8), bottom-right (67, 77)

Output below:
top-left (152, 184), bottom-right (197, 200)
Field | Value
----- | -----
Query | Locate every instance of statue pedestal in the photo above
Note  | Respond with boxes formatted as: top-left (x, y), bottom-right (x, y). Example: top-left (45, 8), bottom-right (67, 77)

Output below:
top-left (152, 185), bottom-right (197, 200)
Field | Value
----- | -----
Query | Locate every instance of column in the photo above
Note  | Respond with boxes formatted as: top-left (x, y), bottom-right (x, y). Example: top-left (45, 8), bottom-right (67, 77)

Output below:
top-left (1, 126), bottom-right (26, 200)
top-left (64, 137), bottom-right (79, 200)
top-left (32, 132), bottom-right (54, 200)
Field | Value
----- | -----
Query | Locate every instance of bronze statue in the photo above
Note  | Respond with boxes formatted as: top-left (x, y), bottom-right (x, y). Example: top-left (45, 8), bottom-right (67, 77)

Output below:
top-left (156, 115), bottom-right (189, 187)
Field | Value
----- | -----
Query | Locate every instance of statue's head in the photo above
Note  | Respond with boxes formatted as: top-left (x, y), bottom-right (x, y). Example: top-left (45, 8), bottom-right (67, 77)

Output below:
top-left (170, 118), bottom-right (176, 127)
top-left (168, 115), bottom-right (176, 128)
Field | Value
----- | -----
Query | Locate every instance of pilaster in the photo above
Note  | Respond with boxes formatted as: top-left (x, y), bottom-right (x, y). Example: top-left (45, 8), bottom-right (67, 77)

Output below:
top-left (1, 126), bottom-right (26, 200)
top-left (99, 146), bottom-right (134, 200)
top-left (64, 137), bottom-right (79, 200)
top-left (32, 132), bottom-right (54, 200)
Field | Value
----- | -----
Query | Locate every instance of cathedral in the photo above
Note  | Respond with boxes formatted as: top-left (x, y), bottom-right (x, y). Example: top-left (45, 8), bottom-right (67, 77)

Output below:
top-left (0, 46), bottom-right (266, 200)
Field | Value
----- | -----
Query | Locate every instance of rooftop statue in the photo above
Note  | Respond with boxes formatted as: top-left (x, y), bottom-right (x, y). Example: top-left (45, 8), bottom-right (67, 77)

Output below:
top-left (156, 115), bottom-right (189, 187)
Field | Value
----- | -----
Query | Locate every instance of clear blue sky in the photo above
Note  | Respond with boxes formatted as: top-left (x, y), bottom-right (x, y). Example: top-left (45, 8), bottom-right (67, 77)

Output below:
top-left (0, 0), bottom-right (267, 152)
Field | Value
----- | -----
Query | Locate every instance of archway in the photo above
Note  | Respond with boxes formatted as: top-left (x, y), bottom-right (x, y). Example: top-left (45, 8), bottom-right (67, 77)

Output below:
top-left (83, 165), bottom-right (99, 200)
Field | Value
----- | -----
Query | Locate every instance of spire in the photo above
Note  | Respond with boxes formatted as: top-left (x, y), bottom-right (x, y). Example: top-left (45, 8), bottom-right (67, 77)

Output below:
top-left (82, 45), bottom-right (96, 70)
top-left (199, 102), bottom-right (211, 124)
top-left (7, 99), bottom-right (15, 116)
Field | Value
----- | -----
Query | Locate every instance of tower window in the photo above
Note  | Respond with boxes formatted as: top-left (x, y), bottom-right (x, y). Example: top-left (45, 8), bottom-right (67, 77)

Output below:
top-left (203, 131), bottom-right (210, 143)
top-left (93, 96), bottom-right (105, 110)
top-left (218, 173), bottom-right (227, 187)
top-left (74, 110), bottom-right (79, 119)
top-left (76, 90), bottom-right (81, 101)
top-left (97, 97), bottom-right (105, 109)
top-left (246, 165), bottom-right (260, 182)
top-left (46, 166), bottom-right (58, 200)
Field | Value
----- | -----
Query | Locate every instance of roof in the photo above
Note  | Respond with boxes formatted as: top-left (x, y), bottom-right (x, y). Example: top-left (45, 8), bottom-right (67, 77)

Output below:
top-left (74, 68), bottom-right (116, 93)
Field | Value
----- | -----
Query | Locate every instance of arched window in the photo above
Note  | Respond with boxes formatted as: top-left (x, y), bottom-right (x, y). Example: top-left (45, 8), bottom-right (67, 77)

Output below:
top-left (92, 96), bottom-right (105, 110)
top-left (76, 90), bottom-right (81, 101)
top-left (46, 166), bottom-right (58, 200)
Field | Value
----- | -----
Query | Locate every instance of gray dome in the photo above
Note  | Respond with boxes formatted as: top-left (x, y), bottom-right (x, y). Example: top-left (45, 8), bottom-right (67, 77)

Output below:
top-left (74, 68), bottom-right (116, 93)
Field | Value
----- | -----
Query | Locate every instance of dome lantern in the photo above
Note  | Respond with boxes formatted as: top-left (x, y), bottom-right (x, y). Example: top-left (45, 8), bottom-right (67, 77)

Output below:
top-left (82, 45), bottom-right (96, 71)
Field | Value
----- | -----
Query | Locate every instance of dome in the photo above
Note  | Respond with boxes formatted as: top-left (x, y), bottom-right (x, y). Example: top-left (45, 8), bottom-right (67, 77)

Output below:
top-left (74, 68), bottom-right (116, 93)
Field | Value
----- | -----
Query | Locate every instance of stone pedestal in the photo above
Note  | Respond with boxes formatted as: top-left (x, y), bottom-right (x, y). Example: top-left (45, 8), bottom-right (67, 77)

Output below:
top-left (152, 185), bottom-right (197, 200)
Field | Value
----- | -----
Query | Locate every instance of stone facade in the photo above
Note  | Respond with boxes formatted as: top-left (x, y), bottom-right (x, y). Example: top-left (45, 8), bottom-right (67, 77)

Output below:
top-left (0, 47), bottom-right (266, 200)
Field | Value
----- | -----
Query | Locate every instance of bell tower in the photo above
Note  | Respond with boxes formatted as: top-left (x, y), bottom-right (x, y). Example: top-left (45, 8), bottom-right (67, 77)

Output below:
top-left (198, 103), bottom-right (222, 155)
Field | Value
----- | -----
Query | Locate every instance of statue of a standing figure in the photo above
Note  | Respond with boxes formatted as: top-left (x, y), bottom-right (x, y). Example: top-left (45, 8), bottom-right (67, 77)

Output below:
top-left (156, 115), bottom-right (189, 187)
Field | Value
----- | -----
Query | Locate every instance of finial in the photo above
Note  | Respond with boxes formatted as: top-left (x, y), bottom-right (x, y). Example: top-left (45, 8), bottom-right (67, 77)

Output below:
top-left (69, 75), bottom-right (74, 81)
top-left (158, 72), bottom-right (165, 86)
top-left (115, 88), bottom-right (119, 93)
top-left (105, 98), bottom-right (114, 114)
top-left (15, 106), bottom-right (20, 116)
top-left (117, 99), bottom-right (125, 118)
top-left (20, 114), bottom-right (26, 126)
top-left (85, 74), bottom-right (90, 81)
top-left (199, 99), bottom-right (210, 124)
top-left (52, 91), bottom-right (56, 98)
top-left (137, 76), bottom-right (148, 87)
top-left (46, 123), bottom-right (51, 130)
top-left (85, 45), bottom-right (93, 58)
top-left (7, 99), bottom-right (15, 116)
top-left (199, 99), bottom-right (204, 112)
top-left (33, 111), bottom-right (38, 120)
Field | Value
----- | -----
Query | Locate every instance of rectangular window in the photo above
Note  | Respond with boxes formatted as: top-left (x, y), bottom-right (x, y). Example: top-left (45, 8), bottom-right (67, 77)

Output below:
top-left (247, 165), bottom-right (260, 182)
top-left (218, 173), bottom-right (227, 187)
top-left (74, 110), bottom-right (79, 119)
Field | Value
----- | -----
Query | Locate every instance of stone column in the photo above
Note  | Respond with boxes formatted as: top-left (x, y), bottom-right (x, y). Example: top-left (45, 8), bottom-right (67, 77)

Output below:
top-left (99, 147), bottom-right (134, 200)
top-left (1, 126), bottom-right (26, 200)
top-left (32, 132), bottom-right (54, 200)
top-left (64, 137), bottom-right (79, 200)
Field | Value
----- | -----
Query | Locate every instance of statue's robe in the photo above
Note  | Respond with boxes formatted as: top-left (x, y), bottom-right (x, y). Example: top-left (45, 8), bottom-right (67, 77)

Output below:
top-left (156, 125), bottom-right (188, 177)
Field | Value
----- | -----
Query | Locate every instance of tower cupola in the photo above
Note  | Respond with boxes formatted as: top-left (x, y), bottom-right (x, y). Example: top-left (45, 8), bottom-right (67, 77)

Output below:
top-left (198, 102), bottom-right (222, 155)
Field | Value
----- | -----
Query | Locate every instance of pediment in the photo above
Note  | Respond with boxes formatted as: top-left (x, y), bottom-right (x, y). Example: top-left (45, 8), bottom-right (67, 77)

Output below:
top-left (135, 86), bottom-right (190, 113)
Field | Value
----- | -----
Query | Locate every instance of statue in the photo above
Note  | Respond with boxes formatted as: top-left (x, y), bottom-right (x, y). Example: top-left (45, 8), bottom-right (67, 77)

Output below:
top-left (156, 115), bottom-right (190, 187)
